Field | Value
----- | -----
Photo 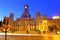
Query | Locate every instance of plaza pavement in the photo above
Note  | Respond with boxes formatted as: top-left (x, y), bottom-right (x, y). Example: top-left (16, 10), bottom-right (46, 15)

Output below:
top-left (0, 33), bottom-right (60, 40)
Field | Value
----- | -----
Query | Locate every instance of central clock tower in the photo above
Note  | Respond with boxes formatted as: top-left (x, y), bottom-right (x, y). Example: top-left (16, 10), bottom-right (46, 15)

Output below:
top-left (21, 5), bottom-right (31, 18)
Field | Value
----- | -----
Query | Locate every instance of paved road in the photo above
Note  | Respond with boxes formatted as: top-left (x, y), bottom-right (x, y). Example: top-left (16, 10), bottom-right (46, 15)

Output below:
top-left (0, 34), bottom-right (60, 40)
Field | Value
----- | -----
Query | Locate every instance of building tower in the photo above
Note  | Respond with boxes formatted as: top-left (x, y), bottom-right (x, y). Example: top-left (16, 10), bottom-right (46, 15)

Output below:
top-left (36, 11), bottom-right (40, 17)
top-left (20, 5), bottom-right (31, 31)
top-left (36, 11), bottom-right (40, 30)
top-left (9, 13), bottom-right (14, 30)
top-left (21, 5), bottom-right (31, 18)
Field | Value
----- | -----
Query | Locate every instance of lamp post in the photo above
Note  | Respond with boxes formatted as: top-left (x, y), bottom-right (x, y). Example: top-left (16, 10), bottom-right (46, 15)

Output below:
top-left (4, 25), bottom-right (8, 40)
top-left (3, 19), bottom-right (8, 40)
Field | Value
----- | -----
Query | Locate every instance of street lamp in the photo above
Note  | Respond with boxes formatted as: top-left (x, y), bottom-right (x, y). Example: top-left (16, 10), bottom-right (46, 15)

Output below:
top-left (4, 25), bottom-right (8, 40)
top-left (3, 19), bottom-right (8, 40)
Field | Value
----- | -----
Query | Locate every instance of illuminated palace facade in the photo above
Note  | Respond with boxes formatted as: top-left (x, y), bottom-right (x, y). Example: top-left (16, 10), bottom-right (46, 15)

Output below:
top-left (4, 5), bottom-right (60, 32)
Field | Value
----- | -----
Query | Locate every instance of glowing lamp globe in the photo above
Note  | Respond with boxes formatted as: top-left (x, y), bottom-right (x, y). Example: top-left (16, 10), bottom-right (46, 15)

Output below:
top-left (25, 6), bottom-right (27, 9)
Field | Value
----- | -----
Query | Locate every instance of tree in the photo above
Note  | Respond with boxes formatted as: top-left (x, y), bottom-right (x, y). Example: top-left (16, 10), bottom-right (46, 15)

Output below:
top-left (48, 25), bottom-right (57, 32)
top-left (3, 19), bottom-right (8, 25)
top-left (0, 20), bottom-right (2, 27)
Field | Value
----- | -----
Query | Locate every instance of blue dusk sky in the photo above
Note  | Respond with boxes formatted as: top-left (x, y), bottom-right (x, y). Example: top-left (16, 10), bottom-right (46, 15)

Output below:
top-left (0, 0), bottom-right (60, 21)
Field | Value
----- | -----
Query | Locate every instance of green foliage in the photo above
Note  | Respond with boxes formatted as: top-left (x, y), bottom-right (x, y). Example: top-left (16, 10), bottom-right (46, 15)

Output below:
top-left (3, 19), bottom-right (8, 25)
top-left (0, 20), bottom-right (2, 27)
top-left (48, 25), bottom-right (57, 32)
top-left (36, 30), bottom-right (41, 34)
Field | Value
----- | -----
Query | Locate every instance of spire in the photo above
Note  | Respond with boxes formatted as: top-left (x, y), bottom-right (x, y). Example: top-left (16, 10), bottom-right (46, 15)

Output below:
top-left (21, 5), bottom-right (31, 18)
